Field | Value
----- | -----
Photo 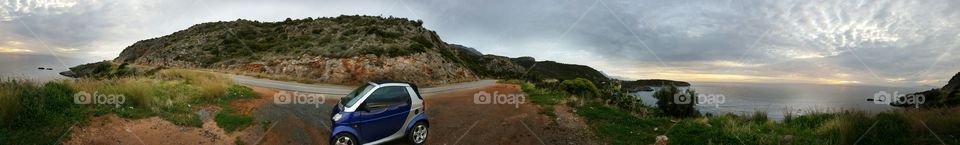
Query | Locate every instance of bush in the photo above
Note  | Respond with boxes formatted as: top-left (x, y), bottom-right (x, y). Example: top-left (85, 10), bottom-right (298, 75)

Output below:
top-left (653, 85), bottom-right (699, 118)
top-left (559, 78), bottom-right (600, 98)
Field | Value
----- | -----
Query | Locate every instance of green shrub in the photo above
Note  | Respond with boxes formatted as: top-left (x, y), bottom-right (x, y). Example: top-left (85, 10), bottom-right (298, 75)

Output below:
top-left (653, 85), bottom-right (699, 118)
top-left (559, 78), bottom-right (600, 98)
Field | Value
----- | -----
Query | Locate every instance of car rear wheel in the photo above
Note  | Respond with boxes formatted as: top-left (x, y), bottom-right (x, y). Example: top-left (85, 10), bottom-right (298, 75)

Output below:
top-left (407, 122), bottom-right (428, 145)
top-left (333, 133), bottom-right (356, 145)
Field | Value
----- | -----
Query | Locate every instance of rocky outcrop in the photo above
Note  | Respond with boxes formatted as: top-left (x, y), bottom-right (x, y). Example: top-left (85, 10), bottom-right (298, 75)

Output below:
top-left (943, 72), bottom-right (960, 92)
top-left (893, 72), bottom-right (960, 108)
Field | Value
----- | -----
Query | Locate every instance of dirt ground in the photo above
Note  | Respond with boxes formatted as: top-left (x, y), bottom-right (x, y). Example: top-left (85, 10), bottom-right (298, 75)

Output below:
top-left (63, 84), bottom-right (597, 145)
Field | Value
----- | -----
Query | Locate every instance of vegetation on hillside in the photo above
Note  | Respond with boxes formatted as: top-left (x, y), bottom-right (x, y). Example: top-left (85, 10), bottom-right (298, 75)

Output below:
top-left (893, 72), bottom-right (960, 108)
top-left (0, 62), bottom-right (259, 143)
top-left (116, 15), bottom-right (443, 64)
top-left (524, 61), bottom-right (610, 85)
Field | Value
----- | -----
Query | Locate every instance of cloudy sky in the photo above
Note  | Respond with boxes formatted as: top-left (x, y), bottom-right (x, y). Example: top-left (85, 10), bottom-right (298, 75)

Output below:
top-left (2, 0), bottom-right (959, 86)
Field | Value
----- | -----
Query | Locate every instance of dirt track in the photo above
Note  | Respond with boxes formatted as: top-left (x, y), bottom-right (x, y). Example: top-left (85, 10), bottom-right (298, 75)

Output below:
top-left (64, 83), bottom-right (596, 145)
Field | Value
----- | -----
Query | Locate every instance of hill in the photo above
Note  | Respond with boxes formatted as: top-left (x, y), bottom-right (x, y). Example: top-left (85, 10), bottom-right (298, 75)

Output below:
top-left (893, 72), bottom-right (960, 108)
top-left (113, 15), bottom-right (481, 86)
top-left (84, 15), bottom-right (667, 87)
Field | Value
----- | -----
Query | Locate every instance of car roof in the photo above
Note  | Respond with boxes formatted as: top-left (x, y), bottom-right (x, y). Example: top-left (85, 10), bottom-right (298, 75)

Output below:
top-left (370, 80), bottom-right (412, 85)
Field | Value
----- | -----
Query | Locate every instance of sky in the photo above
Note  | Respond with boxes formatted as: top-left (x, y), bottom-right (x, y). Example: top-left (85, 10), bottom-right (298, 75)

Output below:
top-left (1, 0), bottom-right (959, 86)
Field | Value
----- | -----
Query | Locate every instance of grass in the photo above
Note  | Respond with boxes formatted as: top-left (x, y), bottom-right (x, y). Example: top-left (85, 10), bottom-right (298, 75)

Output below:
top-left (214, 85), bottom-right (257, 132)
top-left (65, 69), bottom-right (232, 127)
top-left (516, 80), bottom-right (960, 145)
top-left (0, 80), bottom-right (86, 145)
top-left (0, 64), bottom-right (261, 143)
top-left (502, 80), bottom-right (569, 117)
top-left (576, 102), bottom-right (670, 145)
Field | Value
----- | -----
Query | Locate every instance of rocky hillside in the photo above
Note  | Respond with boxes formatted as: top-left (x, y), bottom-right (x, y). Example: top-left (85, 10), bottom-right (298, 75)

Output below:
top-left (893, 72), bottom-right (960, 108)
top-left (114, 15), bottom-right (481, 86)
top-left (106, 15), bottom-right (654, 87)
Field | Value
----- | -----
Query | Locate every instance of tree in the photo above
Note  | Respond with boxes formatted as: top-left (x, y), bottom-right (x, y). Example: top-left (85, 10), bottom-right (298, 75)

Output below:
top-left (653, 85), bottom-right (699, 117)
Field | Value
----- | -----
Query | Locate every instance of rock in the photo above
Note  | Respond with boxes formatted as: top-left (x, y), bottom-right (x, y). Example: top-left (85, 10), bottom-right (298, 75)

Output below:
top-left (782, 135), bottom-right (794, 145)
top-left (655, 135), bottom-right (669, 145)
top-left (59, 71), bottom-right (78, 77)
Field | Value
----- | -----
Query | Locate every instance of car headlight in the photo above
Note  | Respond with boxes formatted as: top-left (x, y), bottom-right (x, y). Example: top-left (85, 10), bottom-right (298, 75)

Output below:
top-left (332, 113), bottom-right (343, 121)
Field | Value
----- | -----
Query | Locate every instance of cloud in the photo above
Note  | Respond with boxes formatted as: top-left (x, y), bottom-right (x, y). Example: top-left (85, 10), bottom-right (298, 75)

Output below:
top-left (1, 0), bottom-right (958, 86)
top-left (55, 47), bottom-right (78, 52)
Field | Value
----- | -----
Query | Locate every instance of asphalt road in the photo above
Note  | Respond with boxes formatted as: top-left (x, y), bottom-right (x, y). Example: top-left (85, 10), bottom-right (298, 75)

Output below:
top-left (231, 74), bottom-right (497, 95)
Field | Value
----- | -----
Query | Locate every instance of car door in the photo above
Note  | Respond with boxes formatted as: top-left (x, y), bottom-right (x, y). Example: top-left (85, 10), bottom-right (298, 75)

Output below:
top-left (359, 86), bottom-right (412, 142)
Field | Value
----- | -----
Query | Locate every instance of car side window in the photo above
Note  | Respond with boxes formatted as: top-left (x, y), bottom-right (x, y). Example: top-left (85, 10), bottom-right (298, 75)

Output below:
top-left (365, 86), bottom-right (411, 108)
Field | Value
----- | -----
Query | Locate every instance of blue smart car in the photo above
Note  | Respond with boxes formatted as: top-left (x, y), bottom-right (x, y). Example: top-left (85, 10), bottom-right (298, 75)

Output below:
top-left (330, 80), bottom-right (429, 145)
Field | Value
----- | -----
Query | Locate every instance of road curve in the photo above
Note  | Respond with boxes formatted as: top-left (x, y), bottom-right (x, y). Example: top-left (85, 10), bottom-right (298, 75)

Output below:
top-left (230, 74), bottom-right (497, 95)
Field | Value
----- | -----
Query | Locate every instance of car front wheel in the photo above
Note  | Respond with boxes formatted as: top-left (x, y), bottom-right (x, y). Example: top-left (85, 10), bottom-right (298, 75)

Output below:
top-left (333, 133), bottom-right (356, 145)
top-left (407, 122), bottom-right (428, 145)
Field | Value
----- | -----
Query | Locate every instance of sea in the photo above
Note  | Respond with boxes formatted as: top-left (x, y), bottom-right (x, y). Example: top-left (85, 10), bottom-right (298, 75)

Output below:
top-left (0, 54), bottom-right (98, 82)
top-left (632, 82), bottom-right (928, 121)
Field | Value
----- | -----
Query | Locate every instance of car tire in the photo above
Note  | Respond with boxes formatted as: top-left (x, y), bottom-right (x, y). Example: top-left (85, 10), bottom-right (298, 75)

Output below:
top-left (407, 121), bottom-right (428, 145)
top-left (333, 133), bottom-right (357, 145)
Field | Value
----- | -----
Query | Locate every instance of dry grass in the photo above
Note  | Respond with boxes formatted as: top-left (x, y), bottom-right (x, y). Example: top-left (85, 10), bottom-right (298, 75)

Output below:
top-left (157, 69), bottom-right (232, 101)
top-left (0, 79), bottom-right (30, 126)
top-left (65, 69), bottom-right (232, 111)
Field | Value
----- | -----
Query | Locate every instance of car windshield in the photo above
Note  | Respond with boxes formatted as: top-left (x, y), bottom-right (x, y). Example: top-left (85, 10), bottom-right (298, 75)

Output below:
top-left (339, 84), bottom-right (375, 108)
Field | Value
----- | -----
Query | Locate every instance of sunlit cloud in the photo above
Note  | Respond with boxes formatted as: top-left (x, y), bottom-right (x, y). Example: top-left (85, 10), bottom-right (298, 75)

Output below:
top-left (55, 47), bottom-right (79, 53)
top-left (0, 47), bottom-right (33, 53)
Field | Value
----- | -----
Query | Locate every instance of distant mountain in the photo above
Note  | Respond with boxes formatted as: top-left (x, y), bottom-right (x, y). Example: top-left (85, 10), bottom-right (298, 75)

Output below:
top-left (522, 60), bottom-right (611, 85)
top-left (622, 79), bottom-right (691, 87)
top-left (892, 72), bottom-right (960, 108)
